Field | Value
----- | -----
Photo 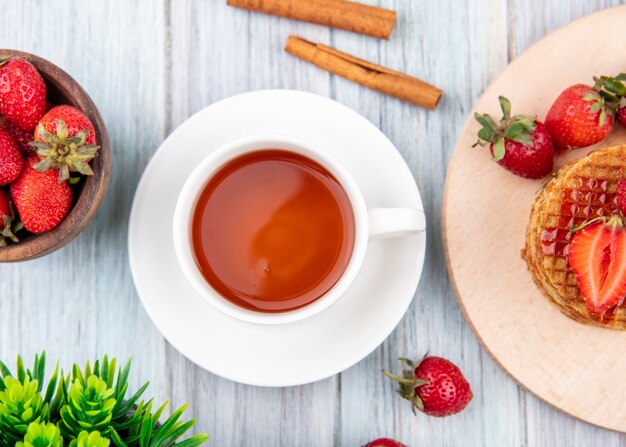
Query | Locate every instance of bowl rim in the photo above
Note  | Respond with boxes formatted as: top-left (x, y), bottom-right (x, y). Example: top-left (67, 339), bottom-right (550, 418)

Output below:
top-left (0, 48), bottom-right (111, 262)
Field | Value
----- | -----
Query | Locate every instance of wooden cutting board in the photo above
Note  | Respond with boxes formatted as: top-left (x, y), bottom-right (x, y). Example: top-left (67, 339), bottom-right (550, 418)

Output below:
top-left (444, 5), bottom-right (626, 432)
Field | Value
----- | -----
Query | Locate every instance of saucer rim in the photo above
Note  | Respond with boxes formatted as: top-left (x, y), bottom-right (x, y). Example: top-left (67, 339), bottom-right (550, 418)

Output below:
top-left (128, 89), bottom-right (427, 386)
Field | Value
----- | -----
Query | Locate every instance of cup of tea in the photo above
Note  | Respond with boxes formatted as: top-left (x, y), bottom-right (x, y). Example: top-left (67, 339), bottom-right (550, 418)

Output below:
top-left (173, 134), bottom-right (425, 325)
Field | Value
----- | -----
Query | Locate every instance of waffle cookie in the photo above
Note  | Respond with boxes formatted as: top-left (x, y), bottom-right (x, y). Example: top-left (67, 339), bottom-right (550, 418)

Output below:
top-left (525, 145), bottom-right (626, 329)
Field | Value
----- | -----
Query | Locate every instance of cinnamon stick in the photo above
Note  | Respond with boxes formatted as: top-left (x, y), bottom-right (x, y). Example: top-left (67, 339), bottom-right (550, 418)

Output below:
top-left (227, 0), bottom-right (396, 39)
top-left (284, 36), bottom-right (443, 110)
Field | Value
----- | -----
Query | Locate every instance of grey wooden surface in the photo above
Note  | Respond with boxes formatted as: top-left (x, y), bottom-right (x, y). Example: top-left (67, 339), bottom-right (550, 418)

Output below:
top-left (1, 1), bottom-right (625, 446)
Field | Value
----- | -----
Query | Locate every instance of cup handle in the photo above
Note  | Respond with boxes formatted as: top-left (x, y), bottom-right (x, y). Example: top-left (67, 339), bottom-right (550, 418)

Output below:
top-left (368, 208), bottom-right (426, 240)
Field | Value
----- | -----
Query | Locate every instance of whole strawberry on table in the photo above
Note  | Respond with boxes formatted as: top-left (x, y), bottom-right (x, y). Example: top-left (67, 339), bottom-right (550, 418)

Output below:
top-left (384, 354), bottom-right (472, 417)
top-left (0, 56), bottom-right (99, 246)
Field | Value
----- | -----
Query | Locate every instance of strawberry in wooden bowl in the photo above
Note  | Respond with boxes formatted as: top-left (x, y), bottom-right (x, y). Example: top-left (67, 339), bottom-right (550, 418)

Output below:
top-left (0, 49), bottom-right (110, 261)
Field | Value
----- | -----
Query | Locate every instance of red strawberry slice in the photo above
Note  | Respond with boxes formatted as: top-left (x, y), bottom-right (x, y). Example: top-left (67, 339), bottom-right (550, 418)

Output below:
top-left (568, 216), bottom-right (626, 314)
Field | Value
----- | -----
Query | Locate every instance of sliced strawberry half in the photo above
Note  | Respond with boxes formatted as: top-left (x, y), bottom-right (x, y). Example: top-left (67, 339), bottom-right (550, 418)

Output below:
top-left (568, 215), bottom-right (626, 314)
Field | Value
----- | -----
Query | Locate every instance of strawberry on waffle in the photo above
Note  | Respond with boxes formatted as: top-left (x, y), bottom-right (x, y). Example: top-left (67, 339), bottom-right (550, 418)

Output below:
top-left (525, 145), bottom-right (626, 329)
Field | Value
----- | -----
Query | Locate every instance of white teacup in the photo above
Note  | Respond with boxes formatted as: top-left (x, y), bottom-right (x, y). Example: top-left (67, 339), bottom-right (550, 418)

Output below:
top-left (173, 134), bottom-right (426, 325)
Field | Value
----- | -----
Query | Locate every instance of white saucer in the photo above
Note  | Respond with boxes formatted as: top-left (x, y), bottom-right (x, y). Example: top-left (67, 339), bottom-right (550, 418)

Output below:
top-left (128, 90), bottom-right (426, 386)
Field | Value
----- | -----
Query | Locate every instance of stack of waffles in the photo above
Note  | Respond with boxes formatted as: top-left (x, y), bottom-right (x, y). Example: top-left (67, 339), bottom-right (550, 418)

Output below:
top-left (525, 145), bottom-right (626, 329)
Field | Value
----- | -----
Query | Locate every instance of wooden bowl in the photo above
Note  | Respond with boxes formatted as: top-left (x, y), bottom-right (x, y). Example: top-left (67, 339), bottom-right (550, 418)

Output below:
top-left (0, 49), bottom-right (111, 262)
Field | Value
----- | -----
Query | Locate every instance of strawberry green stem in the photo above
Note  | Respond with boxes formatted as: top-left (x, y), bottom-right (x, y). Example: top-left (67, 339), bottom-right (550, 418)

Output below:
top-left (570, 214), bottom-right (625, 233)
top-left (382, 370), bottom-right (417, 385)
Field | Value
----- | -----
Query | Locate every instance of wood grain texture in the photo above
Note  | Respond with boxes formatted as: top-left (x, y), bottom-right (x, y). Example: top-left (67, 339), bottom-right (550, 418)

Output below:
top-left (0, 0), bottom-right (624, 446)
top-left (445, 5), bottom-right (626, 432)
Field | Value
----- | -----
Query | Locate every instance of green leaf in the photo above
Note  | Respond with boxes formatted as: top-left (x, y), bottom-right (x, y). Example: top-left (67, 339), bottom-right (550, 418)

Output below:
top-left (17, 356), bottom-right (26, 382)
top-left (493, 138), bottom-right (506, 161)
top-left (150, 403), bottom-right (166, 429)
top-left (594, 76), bottom-right (604, 91)
top-left (69, 431), bottom-right (110, 447)
top-left (109, 428), bottom-right (128, 447)
top-left (590, 101), bottom-right (602, 113)
top-left (93, 359), bottom-right (101, 378)
top-left (582, 91), bottom-right (599, 102)
top-left (106, 358), bottom-right (117, 390)
top-left (72, 130), bottom-right (89, 147)
top-left (115, 360), bottom-right (132, 401)
top-left (128, 402), bottom-right (147, 438)
top-left (33, 157), bottom-right (55, 173)
top-left (599, 108), bottom-right (607, 127)
top-left (475, 113), bottom-right (498, 130)
top-left (599, 89), bottom-right (619, 104)
top-left (48, 372), bottom-right (66, 419)
top-left (58, 164), bottom-right (70, 184)
top-left (73, 161), bottom-right (94, 177)
top-left (36, 124), bottom-right (53, 142)
top-left (149, 405), bottom-right (187, 447)
top-left (504, 122), bottom-right (524, 140)
top-left (172, 434), bottom-right (210, 447)
top-left (43, 363), bottom-right (59, 405)
top-left (139, 402), bottom-right (154, 447)
top-left (477, 127), bottom-right (494, 143)
top-left (509, 133), bottom-right (533, 147)
top-left (55, 119), bottom-right (68, 141)
top-left (16, 421), bottom-right (63, 447)
top-left (113, 382), bottom-right (149, 420)
top-left (514, 116), bottom-right (536, 133)
top-left (0, 360), bottom-right (12, 378)
top-left (153, 421), bottom-right (195, 447)
top-left (498, 96), bottom-right (512, 120)
top-left (603, 78), bottom-right (626, 96)
top-left (37, 353), bottom-right (46, 387)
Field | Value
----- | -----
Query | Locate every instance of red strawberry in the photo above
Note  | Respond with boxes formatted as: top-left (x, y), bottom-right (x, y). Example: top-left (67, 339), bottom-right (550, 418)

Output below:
top-left (0, 115), bottom-right (34, 156)
top-left (568, 215), bottom-right (626, 315)
top-left (10, 157), bottom-right (73, 234)
top-left (0, 127), bottom-right (23, 185)
top-left (617, 180), bottom-right (626, 216)
top-left (474, 96), bottom-right (554, 179)
top-left (545, 84), bottom-right (613, 151)
top-left (0, 188), bottom-right (21, 246)
top-left (362, 439), bottom-right (407, 447)
top-left (0, 190), bottom-right (10, 220)
top-left (31, 105), bottom-right (99, 183)
top-left (0, 57), bottom-right (46, 131)
top-left (618, 105), bottom-right (626, 128)
top-left (595, 74), bottom-right (626, 128)
top-left (384, 355), bottom-right (472, 417)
